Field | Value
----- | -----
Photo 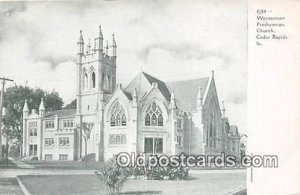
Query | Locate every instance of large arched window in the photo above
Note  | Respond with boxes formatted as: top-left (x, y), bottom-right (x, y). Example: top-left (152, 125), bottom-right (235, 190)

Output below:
top-left (110, 101), bottom-right (127, 127)
top-left (144, 101), bottom-right (163, 126)
top-left (92, 72), bottom-right (96, 88)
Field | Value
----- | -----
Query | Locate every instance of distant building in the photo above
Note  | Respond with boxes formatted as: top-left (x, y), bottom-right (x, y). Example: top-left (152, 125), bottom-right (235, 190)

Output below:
top-left (22, 26), bottom-right (241, 161)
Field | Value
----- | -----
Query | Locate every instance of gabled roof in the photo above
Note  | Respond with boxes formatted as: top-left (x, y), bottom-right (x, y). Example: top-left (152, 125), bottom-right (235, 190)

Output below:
top-left (124, 72), bottom-right (171, 101)
top-left (44, 109), bottom-right (76, 118)
top-left (143, 72), bottom-right (171, 101)
top-left (123, 91), bottom-right (133, 100)
top-left (166, 78), bottom-right (209, 112)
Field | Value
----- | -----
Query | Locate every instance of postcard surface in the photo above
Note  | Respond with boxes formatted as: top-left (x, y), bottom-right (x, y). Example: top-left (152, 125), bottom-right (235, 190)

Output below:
top-left (0, 0), bottom-right (299, 194)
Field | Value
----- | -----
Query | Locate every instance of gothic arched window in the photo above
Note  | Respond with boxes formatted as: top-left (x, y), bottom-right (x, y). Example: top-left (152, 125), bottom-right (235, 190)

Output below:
top-left (92, 72), bottom-right (96, 88)
top-left (84, 73), bottom-right (88, 89)
top-left (116, 135), bottom-right (121, 144)
top-left (145, 114), bottom-right (150, 126)
top-left (209, 123), bottom-right (213, 137)
top-left (151, 114), bottom-right (157, 126)
top-left (121, 114), bottom-right (126, 126)
top-left (107, 75), bottom-right (111, 90)
top-left (110, 101), bottom-right (127, 127)
top-left (104, 74), bottom-right (109, 91)
top-left (102, 73), bottom-right (105, 89)
top-left (110, 115), bottom-right (116, 126)
top-left (109, 135), bottom-right (115, 144)
top-left (121, 135), bottom-right (126, 144)
top-left (158, 114), bottom-right (163, 126)
top-left (144, 101), bottom-right (164, 126)
top-left (115, 114), bottom-right (120, 126)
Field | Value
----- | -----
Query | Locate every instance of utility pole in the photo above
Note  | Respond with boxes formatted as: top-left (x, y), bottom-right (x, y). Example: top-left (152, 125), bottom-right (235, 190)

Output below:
top-left (0, 77), bottom-right (14, 160)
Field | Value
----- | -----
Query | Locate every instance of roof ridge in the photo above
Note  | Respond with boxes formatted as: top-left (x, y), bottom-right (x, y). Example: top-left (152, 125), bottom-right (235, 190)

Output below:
top-left (141, 71), bottom-right (166, 84)
top-left (166, 77), bottom-right (209, 84)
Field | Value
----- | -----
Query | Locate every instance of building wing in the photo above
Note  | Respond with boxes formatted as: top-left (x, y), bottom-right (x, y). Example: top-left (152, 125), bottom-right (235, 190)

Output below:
top-left (166, 78), bottom-right (209, 113)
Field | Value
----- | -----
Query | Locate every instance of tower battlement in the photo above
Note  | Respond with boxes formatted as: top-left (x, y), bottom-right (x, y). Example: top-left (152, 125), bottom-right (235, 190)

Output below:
top-left (77, 26), bottom-right (117, 65)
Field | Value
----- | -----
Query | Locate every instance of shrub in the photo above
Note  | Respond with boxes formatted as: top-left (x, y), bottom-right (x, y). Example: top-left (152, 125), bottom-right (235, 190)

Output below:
top-left (146, 165), bottom-right (189, 180)
top-left (95, 157), bottom-right (131, 195)
top-left (95, 156), bottom-right (190, 194)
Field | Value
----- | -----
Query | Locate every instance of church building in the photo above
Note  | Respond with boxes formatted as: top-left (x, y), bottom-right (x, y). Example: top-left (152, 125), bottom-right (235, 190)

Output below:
top-left (22, 26), bottom-right (241, 161)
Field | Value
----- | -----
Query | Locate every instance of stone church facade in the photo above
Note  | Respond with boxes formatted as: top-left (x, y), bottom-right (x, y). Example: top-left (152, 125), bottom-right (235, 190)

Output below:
top-left (22, 27), bottom-right (241, 161)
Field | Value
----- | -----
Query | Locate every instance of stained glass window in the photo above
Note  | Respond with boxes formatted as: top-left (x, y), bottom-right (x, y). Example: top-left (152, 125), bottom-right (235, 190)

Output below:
top-left (144, 102), bottom-right (163, 126)
top-left (110, 101), bottom-right (127, 126)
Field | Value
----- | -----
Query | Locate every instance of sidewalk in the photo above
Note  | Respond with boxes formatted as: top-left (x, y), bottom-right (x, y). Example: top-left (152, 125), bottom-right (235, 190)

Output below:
top-left (8, 157), bottom-right (35, 169)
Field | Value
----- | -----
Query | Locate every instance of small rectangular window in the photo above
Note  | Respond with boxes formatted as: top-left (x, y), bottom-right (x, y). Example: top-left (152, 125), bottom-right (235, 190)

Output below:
top-left (44, 138), bottom-right (54, 147)
top-left (177, 118), bottom-right (183, 130)
top-left (59, 137), bottom-right (70, 147)
top-left (63, 120), bottom-right (73, 128)
top-left (45, 121), bottom-right (54, 129)
top-left (59, 154), bottom-right (68, 161)
top-left (45, 154), bottom-right (53, 160)
top-left (177, 136), bottom-right (183, 146)
top-left (29, 122), bottom-right (38, 136)
top-left (29, 144), bottom-right (38, 156)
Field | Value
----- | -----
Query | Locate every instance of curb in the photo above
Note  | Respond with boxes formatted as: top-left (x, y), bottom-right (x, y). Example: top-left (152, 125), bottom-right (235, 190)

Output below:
top-left (16, 176), bottom-right (31, 195)
top-left (225, 187), bottom-right (247, 195)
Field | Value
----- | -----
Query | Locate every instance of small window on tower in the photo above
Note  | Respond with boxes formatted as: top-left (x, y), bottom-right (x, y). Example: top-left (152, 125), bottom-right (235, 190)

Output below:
top-left (107, 75), bottom-right (111, 90)
top-left (92, 72), bottom-right (96, 88)
top-left (84, 73), bottom-right (88, 89)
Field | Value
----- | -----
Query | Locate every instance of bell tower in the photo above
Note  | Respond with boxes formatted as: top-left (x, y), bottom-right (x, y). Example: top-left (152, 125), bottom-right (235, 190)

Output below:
top-left (75, 26), bottom-right (117, 161)
top-left (76, 26), bottom-right (117, 115)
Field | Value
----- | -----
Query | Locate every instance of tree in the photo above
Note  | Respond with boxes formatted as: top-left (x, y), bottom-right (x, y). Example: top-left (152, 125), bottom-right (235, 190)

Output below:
top-left (76, 122), bottom-right (93, 167)
top-left (64, 99), bottom-right (76, 109)
top-left (2, 85), bottom-right (64, 144)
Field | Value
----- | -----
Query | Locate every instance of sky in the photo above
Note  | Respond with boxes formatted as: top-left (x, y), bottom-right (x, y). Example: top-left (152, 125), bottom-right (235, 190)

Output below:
top-left (0, 0), bottom-right (247, 133)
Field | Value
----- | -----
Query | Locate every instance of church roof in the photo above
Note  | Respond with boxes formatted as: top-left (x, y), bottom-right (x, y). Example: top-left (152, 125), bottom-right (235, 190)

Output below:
top-left (166, 78), bottom-right (209, 112)
top-left (124, 72), bottom-right (210, 113)
top-left (44, 109), bottom-right (76, 118)
top-left (124, 72), bottom-right (171, 101)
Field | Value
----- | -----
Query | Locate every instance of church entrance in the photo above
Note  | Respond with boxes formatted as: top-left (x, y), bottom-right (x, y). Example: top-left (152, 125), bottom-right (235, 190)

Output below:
top-left (144, 137), bottom-right (163, 154)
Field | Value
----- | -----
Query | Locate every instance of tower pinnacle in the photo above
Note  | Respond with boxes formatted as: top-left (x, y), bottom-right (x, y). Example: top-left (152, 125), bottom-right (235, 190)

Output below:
top-left (77, 30), bottom-right (84, 55)
top-left (221, 101), bottom-right (226, 117)
top-left (99, 25), bottom-right (103, 39)
top-left (112, 34), bottom-right (117, 57)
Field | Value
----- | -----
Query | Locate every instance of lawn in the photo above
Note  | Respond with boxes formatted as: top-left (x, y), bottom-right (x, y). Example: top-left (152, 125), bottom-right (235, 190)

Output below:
top-left (18, 170), bottom-right (246, 195)
top-left (0, 158), bottom-right (17, 168)
top-left (0, 178), bottom-right (23, 195)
